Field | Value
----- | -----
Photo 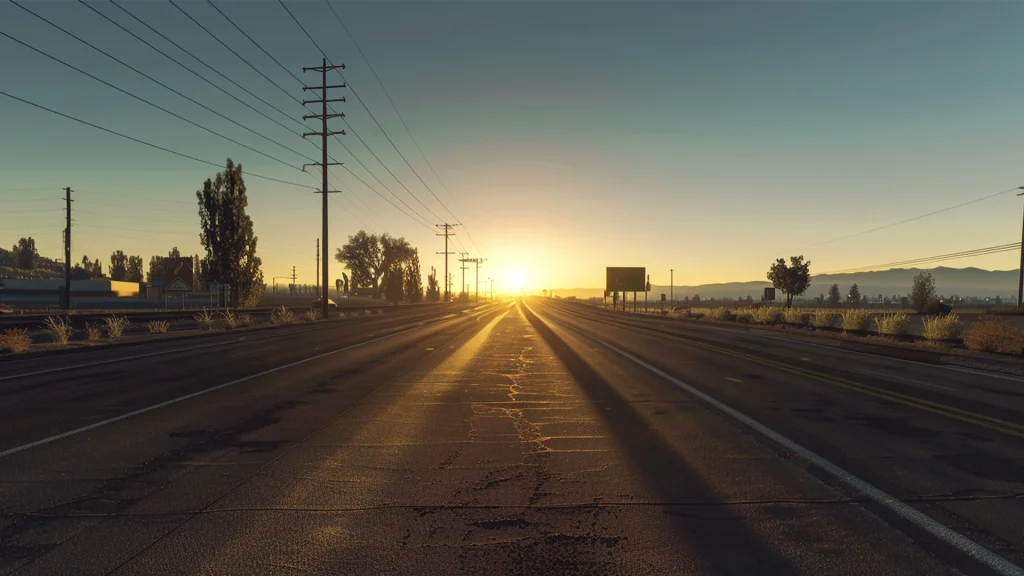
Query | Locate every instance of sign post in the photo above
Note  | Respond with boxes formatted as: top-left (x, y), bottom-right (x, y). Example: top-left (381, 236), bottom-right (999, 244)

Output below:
top-left (164, 257), bottom-right (194, 308)
top-left (763, 287), bottom-right (776, 303)
top-left (606, 267), bottom-right (645, 313)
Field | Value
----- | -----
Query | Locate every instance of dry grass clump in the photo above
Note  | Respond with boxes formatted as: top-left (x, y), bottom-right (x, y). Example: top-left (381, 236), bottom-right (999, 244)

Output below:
top-left (963, 315), bottom-right (1023, 354)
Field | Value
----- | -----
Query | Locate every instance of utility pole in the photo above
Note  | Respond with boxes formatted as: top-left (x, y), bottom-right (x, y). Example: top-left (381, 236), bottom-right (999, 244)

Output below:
top-left (302, 57), bottom-right (346, 319)
top-left (1018, 188), bottom-right (1024, 310)
top-left (461, 257), bottom-right (485, 303)
top-left (292, 265), bottom-right (297, 296)
top-left (436, 223), bottom-right (458, 302)
top-left (63, 186), bottom-right (72, 312)
top-left (670, 269), bottom-right (674, 307)
top-left (489, 277), bottom-right (494, 301)
top-left (459, 252), bottom-right (469, 298)
top-left (315, 238), bottom-right (320, 293)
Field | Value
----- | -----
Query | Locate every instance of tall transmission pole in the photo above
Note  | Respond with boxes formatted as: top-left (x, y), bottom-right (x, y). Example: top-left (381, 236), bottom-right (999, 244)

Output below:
top-left (459, 252), bottom-right (468, 298)
top-left (316, 238), bottom-right (320, 292)
top-left (63, 186), bottom-right (73, 311)
top-left (462, 257), bottom-right (486, 304)
top-left (1019, 190), bottom-right (1024, 310)
top-left (436, 223), bottom-right (458, 302)
top-left (302, 57), bottom-right (346, 318)
top-left (292, 265), bottom-right (297, 296)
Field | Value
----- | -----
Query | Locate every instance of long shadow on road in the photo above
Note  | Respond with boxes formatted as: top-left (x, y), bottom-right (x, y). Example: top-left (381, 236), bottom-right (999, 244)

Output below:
top-left (521, 301), bottom-right (796, 575)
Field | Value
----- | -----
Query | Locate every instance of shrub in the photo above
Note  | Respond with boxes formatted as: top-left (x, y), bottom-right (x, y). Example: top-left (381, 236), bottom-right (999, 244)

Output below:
top-left (220, 310), bottom-right (238, 329)
top-left (85, 322), bottom-right (103, 341)
top-left (749, 306), bottom-right (780, 325)
top-left (362, 309), bottom-right (374, 317)
top-left (147, 320), bottom-right (170, 334)
top-left (922, 314), bottom-right (962, 342)
top-left (783, 308), bottom-right (808, 326)
top-left (303, 308), bottom-right (321, 322)
top-left (43, 316), bottom-right (73, 344)
top-left (840, 309), bottom-right (871, 333)
top-left (706, 307), bottom-right (734, 321)
top-left (810, 309), bottom-right (835, 329)
top-left (0, 328), bottom-right (31, 354)
top-left (235, 313), bottom-right (253, 327)
top-left (104, 316), bottom-right (130, 338)
top-left (195, 308), bottom-right (215, 330)
top-left (270, 306), bottom-right (294, 325)
top-left (874, 313), bottom-right (909, 337)
top-left (963, 315), bottom-right (1024, 354)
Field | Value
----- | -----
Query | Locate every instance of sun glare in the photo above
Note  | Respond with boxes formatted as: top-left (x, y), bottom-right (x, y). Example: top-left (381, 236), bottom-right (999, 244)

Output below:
top-left (504, 268), bottom-right (527, 293)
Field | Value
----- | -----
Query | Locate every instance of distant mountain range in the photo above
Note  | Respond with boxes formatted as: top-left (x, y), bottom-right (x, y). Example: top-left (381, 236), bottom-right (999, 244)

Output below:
top-left (551, 267), bottom-right (1019, 301)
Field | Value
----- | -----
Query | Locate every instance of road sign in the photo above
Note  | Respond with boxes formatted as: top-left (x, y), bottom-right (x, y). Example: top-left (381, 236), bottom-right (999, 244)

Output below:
top-left (606, 267), bottom-right (645, 292)
top-left (164, 257), bottom-right (193, 292)
top-left (764, 287), bottom-right (776, 301)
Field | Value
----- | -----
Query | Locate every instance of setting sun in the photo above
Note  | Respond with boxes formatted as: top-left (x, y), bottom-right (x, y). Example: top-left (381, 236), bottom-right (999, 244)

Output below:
top-left (502, 268), bottom-right (527, 293)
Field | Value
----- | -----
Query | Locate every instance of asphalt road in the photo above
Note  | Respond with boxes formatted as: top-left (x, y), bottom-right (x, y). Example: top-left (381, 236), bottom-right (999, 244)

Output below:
top-left (0, 298), bottom-right (1021, 575)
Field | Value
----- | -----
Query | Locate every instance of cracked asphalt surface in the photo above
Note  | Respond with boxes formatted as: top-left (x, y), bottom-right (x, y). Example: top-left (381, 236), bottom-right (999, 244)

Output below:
top-left (0, 299), bottom-right (1021, 574)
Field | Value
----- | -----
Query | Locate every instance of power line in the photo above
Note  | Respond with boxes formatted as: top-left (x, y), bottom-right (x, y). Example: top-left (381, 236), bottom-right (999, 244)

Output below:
top-left (87, 0), bottom-right (314, 153)
top-left (321, 0), bottom-right (481, 253)
top-left (797, 186), bottom-right (1024, 251)
top-left (109, 0), bottom-right (309, 136)
top-left (167, 0), bottom-right (306, 110)
top-left (200, 0), bottom-right (420, 230)
top-left (6, 3), bottom-right (307, 173)
top-left (277, 0), bottom-right (452, 223)
top-left (76, 223), bottom-right (198, 237)
top-left (0, 90), bottom-right (315, 189)
top-left (818, 242), bottom-right (1021, 275)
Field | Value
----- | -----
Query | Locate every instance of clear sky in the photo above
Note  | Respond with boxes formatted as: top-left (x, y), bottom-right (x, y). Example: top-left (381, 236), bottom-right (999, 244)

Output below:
top-left (3, 1), bottom-right (1024, 293)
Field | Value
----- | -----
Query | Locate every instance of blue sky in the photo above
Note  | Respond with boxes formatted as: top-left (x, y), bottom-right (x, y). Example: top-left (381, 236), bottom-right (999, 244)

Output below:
top-left (2, 1), bottom-right (1024, 291)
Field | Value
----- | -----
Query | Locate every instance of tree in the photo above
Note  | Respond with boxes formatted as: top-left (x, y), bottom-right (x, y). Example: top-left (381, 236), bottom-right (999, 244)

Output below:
top-left (827, 284), bottom-right (841, 307)
top-left (766, 255), bottom-right (812, 308)
top-left (426, 267), bottom-right (441, 302)
top-left (385, 264), bottom-right (405, 305)
top-left (125, 255), bottom-right (144, 282)
top-left (196, 159), bottom-right (264, 307)
top-left (847, 283), bottom-right (861, 306)
top-left (109, 250), bottom-right (128, 281)
top-left (693, 294), bottom-right (701, 303)
top-left (147, 247), bottom-right (181, 284)
top-left (909, 272), bottom-right (937, 313)
top-left (80, 255), bottom-right (102, 278)
top-left (335, 230), bottom-right (416, 298)
top-left (403, 250), bottom-right (423, 303)
top-left (12, 237), bottom-right (38, 270)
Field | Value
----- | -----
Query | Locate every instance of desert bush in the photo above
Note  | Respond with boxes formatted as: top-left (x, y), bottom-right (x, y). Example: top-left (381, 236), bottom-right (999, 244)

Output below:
top-left (922, 314), bottom-right (962, 342)
top-left (840, 309), bottom-right (871, 333)
top-left (0, 328), bottom-right (31, 353)
top-left (220, 310), bottom-right (238, 329)
top-left (236, 313), bottom-right (253, 327)
top-left (303, 308), bottom-right (321, 322)
top-left (734, 310), bottom-right (752, 323)
top-left (749, 306), bottom-right (780, 325)
top-left (874, 313), bottom-right (909, 337)
top-left (963, 315), bottom-right (1024, 354)
top-left (104, 316), bottom-right (130, 338)
top-left (147, 320), bottom-right (170, 334)
top-left (85, 322), bottom-right (103, 341)
top-left (783, 308), bottom-right (808, 326)
top-left (810, 309), bottom-right (835, 329)
top-left (706, 307), bottom-right (734, 321)
top-left (195, 308), bottom-right (215, 330)
top-left (270, 306), bottom-right (294, 325)
top-left (43, 316), bottom-right (74, 344)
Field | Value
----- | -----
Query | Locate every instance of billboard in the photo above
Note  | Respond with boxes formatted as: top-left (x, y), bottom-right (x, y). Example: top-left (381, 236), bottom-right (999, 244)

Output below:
top-left (164, 257), bottom-right (194, 292)
top-left (606, 267), bottom-right (646, 292)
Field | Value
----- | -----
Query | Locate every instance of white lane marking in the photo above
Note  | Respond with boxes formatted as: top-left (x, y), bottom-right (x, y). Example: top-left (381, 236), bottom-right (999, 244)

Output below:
top-left (726, 377), bottom-right (743, 383)
top-left (547, 315), bottom-right (1024, 576)
top-left (856, 368), bottom-right (954, 391)
top-left (800, 357), bottom-right (811, 361)
top-left (0, 324), bottom-right (428, 460)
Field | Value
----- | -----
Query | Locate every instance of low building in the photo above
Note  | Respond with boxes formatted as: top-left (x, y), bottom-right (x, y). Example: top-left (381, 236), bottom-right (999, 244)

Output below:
top-left (0, 278), bottom-right (141, 307)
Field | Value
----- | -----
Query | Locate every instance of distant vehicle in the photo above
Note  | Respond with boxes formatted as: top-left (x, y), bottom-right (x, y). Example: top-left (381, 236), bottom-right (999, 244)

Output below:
top-left (312, 298), bottom-right (338, 308)
top-left (0, 304), bottom-right (12, 314)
